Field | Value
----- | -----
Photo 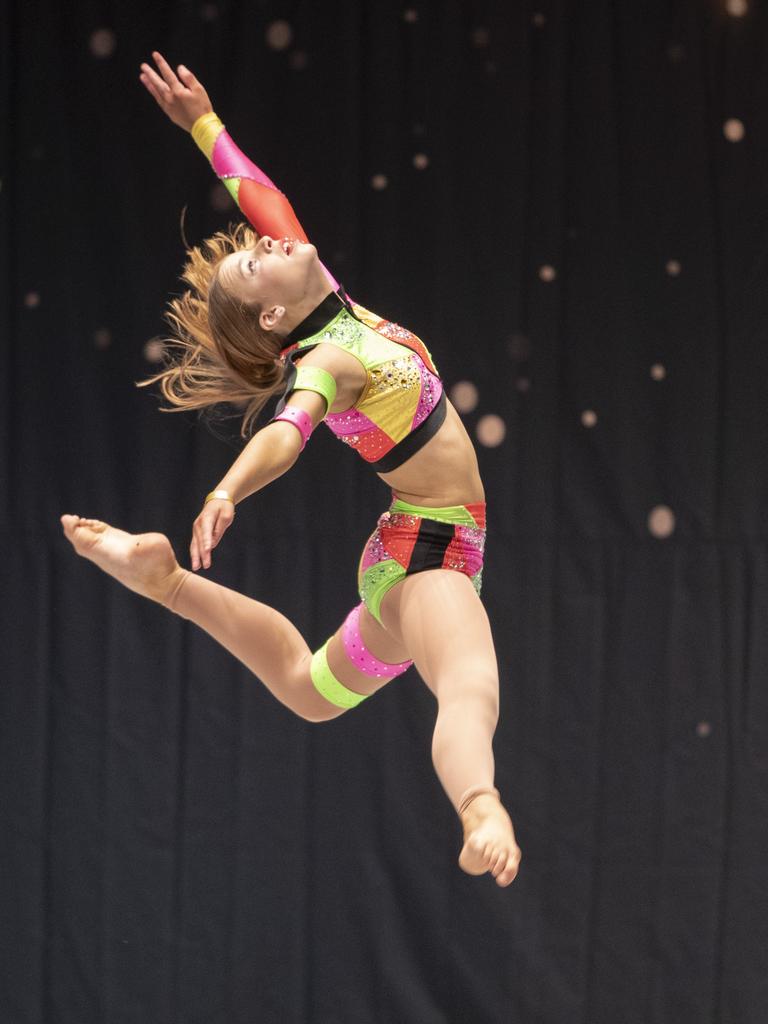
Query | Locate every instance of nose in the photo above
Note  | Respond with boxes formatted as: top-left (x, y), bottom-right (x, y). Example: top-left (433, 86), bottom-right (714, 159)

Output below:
top-left (258, 236), bottom-right (274, 253)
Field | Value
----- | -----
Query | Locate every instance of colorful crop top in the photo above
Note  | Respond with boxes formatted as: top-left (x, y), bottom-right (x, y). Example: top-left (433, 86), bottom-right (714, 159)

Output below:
top-left (191, 112), bottom-right (446, 471)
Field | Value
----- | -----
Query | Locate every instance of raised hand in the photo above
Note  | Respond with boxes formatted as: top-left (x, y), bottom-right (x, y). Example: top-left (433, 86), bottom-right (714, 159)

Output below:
top-left (190, 498), bottom-right (235, 571)
top-left (139, 51), bottom-right (213, 132)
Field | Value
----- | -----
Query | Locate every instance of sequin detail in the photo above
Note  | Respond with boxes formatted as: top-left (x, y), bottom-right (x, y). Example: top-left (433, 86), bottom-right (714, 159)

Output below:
top-left (291, 304), bottom-right (444, 464)
top-left (357, 500), bottom-right (487, 624)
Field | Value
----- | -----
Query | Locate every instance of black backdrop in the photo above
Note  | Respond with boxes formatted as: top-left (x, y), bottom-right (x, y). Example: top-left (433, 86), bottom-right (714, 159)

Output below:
top-left (2, 1), bottom-right (768, 1022)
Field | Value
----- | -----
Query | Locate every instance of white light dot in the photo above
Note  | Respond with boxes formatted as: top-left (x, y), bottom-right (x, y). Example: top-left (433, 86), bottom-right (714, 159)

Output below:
top-left (200, 3), bottom-right (218, 21)
top-left (507, 332), bottom-right (531, 360)
top-left (289, 50), bottom-right (308, 71)
top-left (472, 26), bottom-right (490, 47)
top-left (651, 363), bottom-right (667, 381)
top-left (696, 721), bottom-right (712, 738)
top-left (724, 118), bottom-right (745, 142)
top-left (371, 174), bottom-right (389, 191)
top-left (581, 410), bottom-right (598, 428)
top-left (648, 505), bottom-right (676, 538)
top-left (143, 338), bottom-right (165, 363)
top-left (210, 182), bottom-right (234, 211)
top-left (89, 28), bottom-right (116, 58)
top-left (93, 327), bottom-right (112, 349)
top-left (666, 259), bottom-right (682, 276)
top-left (403, 9), bottom-right (418, 23)
top-left (476, 415), bottom-right (506, 447)
top-left (726, 0), bottom-right (748, 16)
top-left (532, 12), bottom-right (546, 27)
top-left (413, 153), bottom-right (429, 170)
top-left (539, 264), bottom-right (557, 282)
top-left (515, 377), bottom-right (531, 393)
top-left (266, 19), bottom-right (293, 51)
top-left (24, 291), bottom-right (40, 309)
top-left (450, 380), bottom-right (479, 413)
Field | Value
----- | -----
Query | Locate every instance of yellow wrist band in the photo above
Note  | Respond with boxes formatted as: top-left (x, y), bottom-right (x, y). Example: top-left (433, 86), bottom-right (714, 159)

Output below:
top-left (204, 489), bottom-right (235, 506)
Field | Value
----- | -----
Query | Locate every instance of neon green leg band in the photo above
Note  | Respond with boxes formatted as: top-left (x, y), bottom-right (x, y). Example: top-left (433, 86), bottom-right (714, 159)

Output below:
top-left (310, 640), bottom-right (368, 710)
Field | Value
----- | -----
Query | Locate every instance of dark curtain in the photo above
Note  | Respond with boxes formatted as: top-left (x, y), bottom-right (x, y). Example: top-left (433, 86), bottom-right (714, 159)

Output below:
top-left (2, 1), bottom-right (767, 1021)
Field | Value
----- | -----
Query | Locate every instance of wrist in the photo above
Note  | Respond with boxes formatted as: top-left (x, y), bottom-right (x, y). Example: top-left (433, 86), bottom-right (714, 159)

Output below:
top-left (205, 488), bottom-right (236, 506)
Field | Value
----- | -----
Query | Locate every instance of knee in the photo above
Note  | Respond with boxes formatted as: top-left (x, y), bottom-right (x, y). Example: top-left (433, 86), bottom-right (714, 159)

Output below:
top-left (283, 656), bottom-right (347, 724)
top-left (435, 671), bottom-right (500, 725)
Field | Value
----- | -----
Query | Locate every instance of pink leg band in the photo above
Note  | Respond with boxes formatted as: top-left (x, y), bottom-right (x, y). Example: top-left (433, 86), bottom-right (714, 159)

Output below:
top-left (271, 406), bottom-right (313, 450)
top-left (342, 603), bottom-right (413, 678)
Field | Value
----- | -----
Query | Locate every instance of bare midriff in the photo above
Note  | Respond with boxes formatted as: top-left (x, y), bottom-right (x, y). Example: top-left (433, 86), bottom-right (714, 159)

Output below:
top-left (306, 344), bottom-right (485, 509)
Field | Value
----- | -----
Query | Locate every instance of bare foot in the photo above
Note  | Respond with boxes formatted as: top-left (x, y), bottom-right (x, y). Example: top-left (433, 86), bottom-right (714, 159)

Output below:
top-left (459, 793), bottom-right (521, 887)
top-left (60, 515), bottom-right (186, 606)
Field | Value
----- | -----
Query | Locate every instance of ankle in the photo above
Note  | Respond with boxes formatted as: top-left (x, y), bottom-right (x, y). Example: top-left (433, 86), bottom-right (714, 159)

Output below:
top-left (155, 566), bottom-right (189, 609)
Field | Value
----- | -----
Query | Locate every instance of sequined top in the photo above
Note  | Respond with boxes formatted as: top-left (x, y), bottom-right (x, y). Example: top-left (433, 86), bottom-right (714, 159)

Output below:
top-left (191, 111), bottom-right (446, 470)
top-left (278, 292), bottom-right (445, 471)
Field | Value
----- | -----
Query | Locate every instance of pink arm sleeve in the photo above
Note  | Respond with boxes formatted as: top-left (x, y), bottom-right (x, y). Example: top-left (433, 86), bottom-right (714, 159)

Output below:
top-left (192, 112), bottom-right (340, 291)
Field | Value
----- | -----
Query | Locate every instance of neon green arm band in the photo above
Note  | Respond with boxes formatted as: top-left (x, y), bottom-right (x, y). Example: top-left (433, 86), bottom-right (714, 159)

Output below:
top-left (292, 366), bottom-right (337, 415)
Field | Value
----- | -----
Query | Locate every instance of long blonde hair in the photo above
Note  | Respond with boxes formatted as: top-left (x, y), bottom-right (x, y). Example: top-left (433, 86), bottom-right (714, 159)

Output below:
top-left (137, 223), bottom-right (285, 438)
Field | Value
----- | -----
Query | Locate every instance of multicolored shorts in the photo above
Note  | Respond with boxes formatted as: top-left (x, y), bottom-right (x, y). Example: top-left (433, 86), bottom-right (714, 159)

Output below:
top-left (357, 495), bottom-right (486, 624)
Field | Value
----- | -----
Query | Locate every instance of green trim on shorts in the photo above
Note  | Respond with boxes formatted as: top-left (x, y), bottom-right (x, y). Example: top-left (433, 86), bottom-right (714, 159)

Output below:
top-left (389, 497), bottom-right (480, 527)
top-left (310, 640), bottom-right (368, 709)
top-left (358, 558), bottom-right (405, 624)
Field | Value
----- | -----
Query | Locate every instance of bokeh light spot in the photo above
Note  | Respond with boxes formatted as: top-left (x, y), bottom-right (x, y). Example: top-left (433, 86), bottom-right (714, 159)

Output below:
top-left (724, 118), bottom-right (745, 142)
top-left (476, 415), bottom-right (506, 447)
top-left (515, 377), bottom-right (531, 393)
top-left (266, 20), bottom-right (293, 51)
top-left (144, 338), bottom-right (165, 363)
top-left (726, 0), bottom-right (748, 15)
top-left (403, 9), bottom-right (418, 23)
top-left (200, 3), bottom-right (219, 21)
top-left (538, 264), bottom-right (557, 282)
top-left (413, 153), bottom-right (429, 170)
top-left (648, 505), bottom-right (676, 538)
top-left (93, 328), bottom-right (112, 349)
top-left (532, 12), bottom-right (546, 27)
top-left (24, 291), bottom-right (40, 309)
top-left (666, 259), bottom-right (682, 276)
top-left (450, 380), bottom-right (479, 413)
top-left (289, 50), bottom-right (308, 71)
top-left (696, 721), bottom-right (712, 738)
top-left (651, 363), bottom-right (667, 381)
top-left (472, 27), bottom-right (490, 47)
top-left (89, 28), bottom-right (116, 58)
top-left (581, 410), bottom-right (598, 428)
top-left (371, 174), bottom-right (389, 191)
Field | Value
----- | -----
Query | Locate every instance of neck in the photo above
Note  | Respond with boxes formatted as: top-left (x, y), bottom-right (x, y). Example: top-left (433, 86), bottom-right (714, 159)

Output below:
top-left (278, 275), bottom-right (336, 339)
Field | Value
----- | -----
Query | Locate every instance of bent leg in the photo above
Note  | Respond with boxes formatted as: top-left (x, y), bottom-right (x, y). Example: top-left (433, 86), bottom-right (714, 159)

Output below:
top-left (379, 569), bottom-right (521, 886)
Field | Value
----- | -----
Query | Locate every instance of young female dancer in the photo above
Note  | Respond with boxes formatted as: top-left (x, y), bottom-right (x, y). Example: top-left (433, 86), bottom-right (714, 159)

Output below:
top-left (60, 52), bottom-right (521, 887)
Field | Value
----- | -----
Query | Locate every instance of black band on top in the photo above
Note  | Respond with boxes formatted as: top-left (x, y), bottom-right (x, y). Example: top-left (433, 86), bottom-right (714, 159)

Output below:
top-left (370, 390), bottom-right (447, 473)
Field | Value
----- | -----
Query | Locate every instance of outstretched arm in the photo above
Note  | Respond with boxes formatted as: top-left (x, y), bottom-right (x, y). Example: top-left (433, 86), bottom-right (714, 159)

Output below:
top-left (139, 52), bottom-right (340, 288)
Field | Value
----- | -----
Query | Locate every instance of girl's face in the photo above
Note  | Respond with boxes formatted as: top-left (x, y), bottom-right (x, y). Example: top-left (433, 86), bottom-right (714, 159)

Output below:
top-left (217, 236), bottom-right (321, 315)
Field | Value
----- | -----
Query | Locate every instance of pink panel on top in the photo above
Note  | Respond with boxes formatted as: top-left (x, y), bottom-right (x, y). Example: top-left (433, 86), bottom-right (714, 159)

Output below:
top-left (324, 407), bottom-right (377, 436)
top-left (212, 130), bottom-right (277, 189)
top-left (410, 367), bottom-right (443, 432)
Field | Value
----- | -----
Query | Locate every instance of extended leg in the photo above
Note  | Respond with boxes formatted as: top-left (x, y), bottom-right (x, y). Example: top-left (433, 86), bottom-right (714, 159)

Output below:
top-left (379, 569), bottom-right (521, 886)
top-left (60, 515), bottom-right (341, 721)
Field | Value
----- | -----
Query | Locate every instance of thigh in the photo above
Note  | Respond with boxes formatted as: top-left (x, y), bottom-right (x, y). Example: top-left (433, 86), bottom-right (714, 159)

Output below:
top-left (323, 603), bottom-right (413, 700)
top-left (379, 569), bottom-right (499, 699)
